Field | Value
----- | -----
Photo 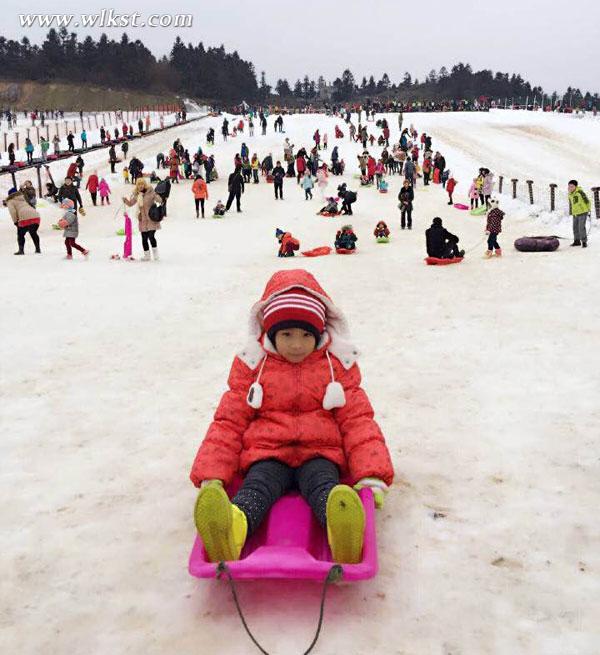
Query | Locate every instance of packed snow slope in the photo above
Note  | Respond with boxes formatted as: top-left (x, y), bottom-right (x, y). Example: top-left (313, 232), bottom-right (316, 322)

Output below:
top-left (1, 110), bottom-right (599, 655)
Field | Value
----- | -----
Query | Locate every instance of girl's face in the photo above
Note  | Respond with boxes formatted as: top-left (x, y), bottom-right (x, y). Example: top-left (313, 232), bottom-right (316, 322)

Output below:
top-left (274, 328), bottom-right (317, 363)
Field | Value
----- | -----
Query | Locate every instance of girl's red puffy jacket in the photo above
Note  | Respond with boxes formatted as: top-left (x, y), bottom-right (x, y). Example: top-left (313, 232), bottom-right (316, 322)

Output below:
top-left (190, 269), bottom-right (394, 487)
top-left (446, 178), bottom-right (457, 194)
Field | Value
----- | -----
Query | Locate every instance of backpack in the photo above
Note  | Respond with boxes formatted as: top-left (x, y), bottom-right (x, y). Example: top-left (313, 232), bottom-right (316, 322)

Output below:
top-left (346, 191), bottom-right (357, 202)
top-left (155, 180), bottom-right (169, 198)
top-left (149, 202), bottom-right (165, 222)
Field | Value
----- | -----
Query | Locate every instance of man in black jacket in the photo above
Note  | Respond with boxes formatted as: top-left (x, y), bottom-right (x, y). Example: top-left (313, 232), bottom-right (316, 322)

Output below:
top-left (272, 161), bottom-right (285, 199)
top-left (226, 166), bottom-right (244, 212)
top-left (58, 177), bottom-right (83, 213)
top-left (426, 217), bottom-right (465, 259)
top-left (398, 180), bottom-right (414, 229)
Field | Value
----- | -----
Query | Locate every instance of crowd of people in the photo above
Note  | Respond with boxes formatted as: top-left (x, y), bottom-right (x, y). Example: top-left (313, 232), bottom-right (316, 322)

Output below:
top-left (3, 107), bottom-right (593, 262)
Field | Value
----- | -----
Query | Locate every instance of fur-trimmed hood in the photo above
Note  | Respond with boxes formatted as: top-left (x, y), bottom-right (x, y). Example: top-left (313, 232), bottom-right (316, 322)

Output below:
top-left (238, 269), bottom-right (359, 371)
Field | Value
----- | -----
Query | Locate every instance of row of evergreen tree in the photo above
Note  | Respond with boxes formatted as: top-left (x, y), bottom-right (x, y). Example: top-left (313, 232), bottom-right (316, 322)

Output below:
top-left (271, 65), bottom-right (598, 107)
top-left (0, 29), bottom-right (597, 107)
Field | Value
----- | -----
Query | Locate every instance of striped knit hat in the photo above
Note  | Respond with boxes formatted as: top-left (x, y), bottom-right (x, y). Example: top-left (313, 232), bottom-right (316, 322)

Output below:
top-left (263, 288), bottom-right (327, 343)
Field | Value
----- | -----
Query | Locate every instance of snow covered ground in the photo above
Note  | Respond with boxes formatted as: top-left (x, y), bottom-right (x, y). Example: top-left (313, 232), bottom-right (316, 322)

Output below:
top-left (1, 110), bottom-right (599, 655)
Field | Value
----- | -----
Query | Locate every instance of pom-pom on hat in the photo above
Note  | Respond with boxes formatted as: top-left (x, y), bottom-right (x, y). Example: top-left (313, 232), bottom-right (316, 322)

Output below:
top-left (262, 288), bottom-right (326, 344)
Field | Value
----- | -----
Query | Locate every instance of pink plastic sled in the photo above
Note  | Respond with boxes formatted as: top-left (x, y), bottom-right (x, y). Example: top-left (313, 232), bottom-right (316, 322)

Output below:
top-left (189, 487), bottom-right (377, 581)
top-left (453, 203), bottom-right (469, 210)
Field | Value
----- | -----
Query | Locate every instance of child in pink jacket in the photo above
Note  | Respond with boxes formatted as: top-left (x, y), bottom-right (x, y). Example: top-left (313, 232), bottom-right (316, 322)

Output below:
top-left (375, 160), bottom-right (385, 189)
top-left (468, 179), bottom-right (479, 209)
top-left (98, 178), bottom-right (111, 205)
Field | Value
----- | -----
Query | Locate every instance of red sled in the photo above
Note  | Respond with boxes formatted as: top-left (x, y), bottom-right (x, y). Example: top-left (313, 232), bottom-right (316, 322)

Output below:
top-left (302, 246), bottom-right (332, 257)
top-left (336, 248), bottom-right (356, 255)
top-left (424, 256), bottom-right (464, 266)
top-left (266, 174), bottom-right (274, 183)
top-left (319, 211), bottom-right (342, 217)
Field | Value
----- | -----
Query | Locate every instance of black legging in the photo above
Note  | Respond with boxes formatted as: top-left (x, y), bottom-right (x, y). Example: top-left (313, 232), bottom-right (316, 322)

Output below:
top-left (401, 206), bottom-right (412, 228)
top-left (141, 230), bottom-right (157, 251)
top-left (110, 161), bottom-right (116, 173)
top-left (233, 457), bottom-right (339, 535)
top-left (274, 180), bottom-right (283, 199)
top-left (194, 198), bottom-right (205, 216)
top-left (17, 224), bottom-right (40, 252)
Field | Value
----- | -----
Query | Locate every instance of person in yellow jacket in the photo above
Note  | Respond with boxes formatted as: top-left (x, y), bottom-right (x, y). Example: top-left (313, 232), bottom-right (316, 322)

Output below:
top-left (568, 180), bottom-right (591, 248)
top-left (250, 153), bottom-right (260, 184)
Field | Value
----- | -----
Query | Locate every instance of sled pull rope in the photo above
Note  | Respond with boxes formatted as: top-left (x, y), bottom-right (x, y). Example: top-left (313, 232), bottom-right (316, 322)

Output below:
top-left (216, 562), bottom-right (343, 655)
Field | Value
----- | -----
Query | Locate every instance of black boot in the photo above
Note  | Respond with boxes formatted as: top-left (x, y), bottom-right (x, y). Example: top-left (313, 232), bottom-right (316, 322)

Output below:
top-left (582, 241), bottom-right (588, 248)
top-left (14, 250), bottom-right (24, 255)
top-left (570, 240), bottom-right (581, 246)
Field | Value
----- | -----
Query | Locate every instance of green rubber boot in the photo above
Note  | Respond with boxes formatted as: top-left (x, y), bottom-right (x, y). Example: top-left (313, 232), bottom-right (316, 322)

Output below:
top-left (194, 483), bottom-right (248, 562)
top-left (326, 485), bottom-right (365, 564)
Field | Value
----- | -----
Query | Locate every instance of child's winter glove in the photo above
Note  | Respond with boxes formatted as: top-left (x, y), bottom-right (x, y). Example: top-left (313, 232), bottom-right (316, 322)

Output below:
top-left (200, 479), bottom-right (223, 489)
top-left (353, 478), bottom-right (389, 509)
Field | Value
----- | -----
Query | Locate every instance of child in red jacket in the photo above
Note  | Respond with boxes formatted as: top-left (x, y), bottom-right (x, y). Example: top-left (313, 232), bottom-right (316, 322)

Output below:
top-left (446, 175), bottom-right (457, 205)
top-left (191, 269), bottom-right (394, 564)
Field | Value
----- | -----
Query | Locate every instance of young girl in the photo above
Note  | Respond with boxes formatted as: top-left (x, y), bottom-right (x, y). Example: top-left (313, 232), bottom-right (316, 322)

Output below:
top-left (374, 220), bottom-right (390, 239)
top-left (191, 270), bottom-right (393, 563)
top-left (60, 198), bottom-right (88, 259)
top-left (251, 154), bottom-right (260, 183)
top-left (122, 167), bottom-right (130, 184)
top-left (316, 164), bottom-right (329, 198)
top-left (446, 175), bottom-right (457, 205)
top-left (375, 159), bottom-right (385, 189)
top-left (485, 199), bottom-right (505, 257)
top-left (302, 171), bottom-right (314, 199)
top-left (98, 178), bottom-right (111, 205)
top-left (468, 179), bottom-right (479, 209)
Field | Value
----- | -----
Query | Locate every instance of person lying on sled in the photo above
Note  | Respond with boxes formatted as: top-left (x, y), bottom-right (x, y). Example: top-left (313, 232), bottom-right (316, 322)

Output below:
top-left (190, 269), bottom-right (394, 564)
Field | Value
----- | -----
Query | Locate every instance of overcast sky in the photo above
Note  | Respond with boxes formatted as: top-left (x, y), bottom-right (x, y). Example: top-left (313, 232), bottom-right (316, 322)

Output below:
top-left (5, 0), bottom-right (599, 93)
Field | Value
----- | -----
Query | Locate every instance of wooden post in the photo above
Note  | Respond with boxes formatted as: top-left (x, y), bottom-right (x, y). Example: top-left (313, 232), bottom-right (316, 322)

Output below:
top-left (94, 115), bottom-right (98, 129)
top-left (591, 187), bottom-right (600, 220)
top-left (511, 178), bottom-right (518, 199)
top-left (3, 133), bottom-right (7, 151)
top-left (498, 175), bottom-right (504, 194)
top-left (11, 171), bottom-right (17, 188)
top-left (549, 184), bottom-right (557, 212)
top-left (36, 126), bottom-right (40, 144)
top-left (46, 125), bottom-right (50, 140)
top-left (27, 127), bottom-right (31, 140)
top-left (35, 165), bottom-right (43, 196)
top-left (526, 180), bottom-right (534, 204)
top-left (16, 133), bottom-right (20, 150)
